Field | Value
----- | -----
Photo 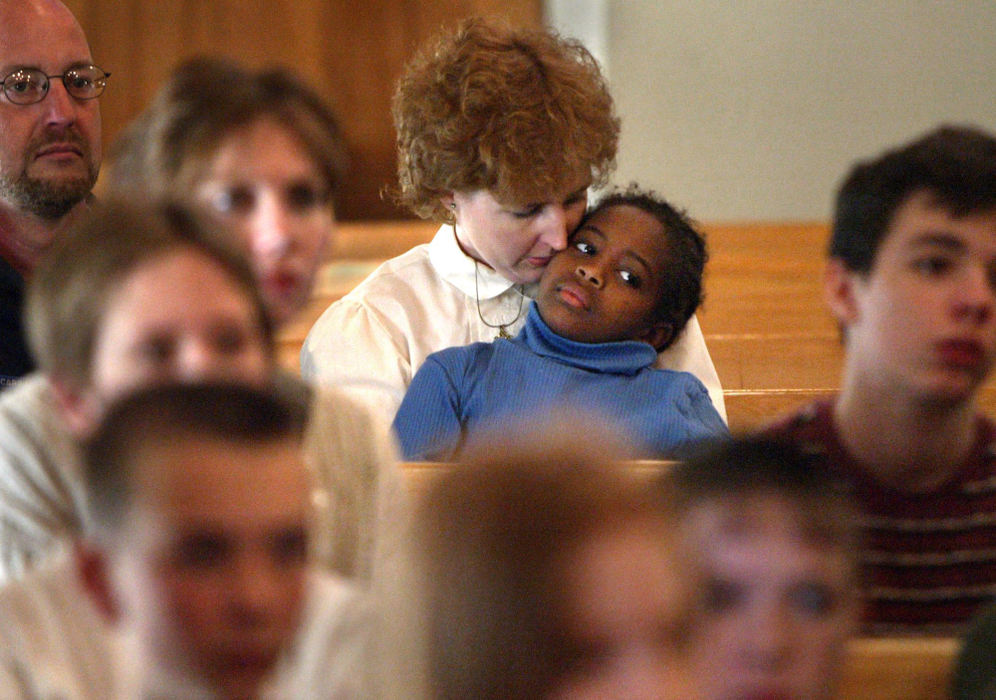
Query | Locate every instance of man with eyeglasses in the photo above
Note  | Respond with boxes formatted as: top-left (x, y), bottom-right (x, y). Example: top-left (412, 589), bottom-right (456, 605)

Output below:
top-left (0, 0), bottom-right (107, 388)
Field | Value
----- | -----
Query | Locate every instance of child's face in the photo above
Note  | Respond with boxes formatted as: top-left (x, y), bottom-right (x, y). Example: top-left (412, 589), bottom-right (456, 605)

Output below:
top-left (87, 249), bottom-right (270, 423)
top-left (195, 116), bottom-right (335, 327)
top-left (548, 516), bottom-right (698, 700)
top-left (106, 435), bottom-right (311, 698)
top-left (828, 190), bottom-right (996, 403)
top-left (683, 495), bottom-right (858, 700)
top-left (536, 204), bottom-right (671, 347)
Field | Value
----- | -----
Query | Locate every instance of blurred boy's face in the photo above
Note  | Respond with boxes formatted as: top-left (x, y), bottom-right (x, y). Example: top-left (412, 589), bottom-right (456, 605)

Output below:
top-left (827, 190), bottom-right (996, 404)
top-left (537, 204), bottom-right (670, 348)
top-left (75, 249), bottom-right (270, 434)
top-left (549, 517), bottom-right (699, 700)
top-left (104, 435), bottom-right (311, 699)
top-left (195, 116), bottom-right (335, 327)
top-left (683, 495), bottom-right (858, 700)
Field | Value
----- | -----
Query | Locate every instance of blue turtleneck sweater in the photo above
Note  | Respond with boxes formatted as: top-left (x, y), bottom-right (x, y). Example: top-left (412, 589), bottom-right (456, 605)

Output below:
top-left (393, 303), bottom-right (728, 461)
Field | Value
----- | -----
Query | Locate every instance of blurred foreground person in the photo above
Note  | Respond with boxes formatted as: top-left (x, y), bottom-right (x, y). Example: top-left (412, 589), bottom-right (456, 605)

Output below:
top-left (382, 419), bottom-right (701, 699)
top-left (666, 438), bottom-right (861, 700)
top-left (1, 383), bottom-right (371, 698)
top-left (0, 201), bottom-right (272, 580)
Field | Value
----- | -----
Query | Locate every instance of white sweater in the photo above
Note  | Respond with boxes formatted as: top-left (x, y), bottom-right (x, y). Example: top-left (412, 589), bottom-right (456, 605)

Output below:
top-left (0, 556), bottom-right (372, 699)
top-left (0, 372), bottom-right (405, 585)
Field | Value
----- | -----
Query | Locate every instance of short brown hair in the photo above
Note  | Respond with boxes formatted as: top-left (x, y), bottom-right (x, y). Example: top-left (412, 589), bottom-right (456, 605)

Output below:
top-left (83, 381), bottom-right (306, 535)
top-left (411, 421), bottom-right (691, 699)
top-left (392, 17), bottom-right (619, 220)
top-left (105, 56), bottom-right (347, 208)
top-left (664, 437), bottom-right (860, 561)
top-left (26, 200), bottom-right (273, 387)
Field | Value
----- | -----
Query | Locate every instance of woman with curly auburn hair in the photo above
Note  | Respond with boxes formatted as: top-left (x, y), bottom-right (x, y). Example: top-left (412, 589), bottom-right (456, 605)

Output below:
top-left (301, 16), bottom-right (724, 425)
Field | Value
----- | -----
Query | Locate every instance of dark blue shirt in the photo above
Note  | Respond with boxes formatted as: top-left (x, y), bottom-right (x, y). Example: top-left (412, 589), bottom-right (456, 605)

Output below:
top-left (0, 255), bottom-right (33, 389)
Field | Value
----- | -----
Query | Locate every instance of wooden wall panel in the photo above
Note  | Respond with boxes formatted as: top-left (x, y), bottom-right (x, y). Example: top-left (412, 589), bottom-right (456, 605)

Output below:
top-left (62, 0), bottom-right (542, 220)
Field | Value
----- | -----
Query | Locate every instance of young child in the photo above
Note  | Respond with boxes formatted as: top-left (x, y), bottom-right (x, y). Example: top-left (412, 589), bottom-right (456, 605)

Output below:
top-left (663, 437), bottom-right (862, 700)
top-left (763, 125), bottom-right (996, 634)
top-left (392, 186), bottom-right (728, 461)
top-left (0, 382), bottom-right (371, 698)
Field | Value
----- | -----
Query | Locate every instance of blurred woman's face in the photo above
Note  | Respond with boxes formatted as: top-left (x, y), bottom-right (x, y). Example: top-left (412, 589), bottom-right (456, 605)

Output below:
top-left (548, 517), bottom-right (699, 700)
top-left (446, 180), bottom-right (589, 285)
top-left (196, 116), bottom-right (335, 326)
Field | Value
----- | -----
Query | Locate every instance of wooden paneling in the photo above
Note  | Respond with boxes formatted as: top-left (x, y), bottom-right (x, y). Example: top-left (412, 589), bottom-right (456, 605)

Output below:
top-left (62, 0), bottom-right (542, 220)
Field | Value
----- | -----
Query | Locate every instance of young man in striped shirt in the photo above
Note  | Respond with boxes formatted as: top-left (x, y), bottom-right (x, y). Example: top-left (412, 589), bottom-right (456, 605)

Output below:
top-left (764, 124), bottom-right (996, 636)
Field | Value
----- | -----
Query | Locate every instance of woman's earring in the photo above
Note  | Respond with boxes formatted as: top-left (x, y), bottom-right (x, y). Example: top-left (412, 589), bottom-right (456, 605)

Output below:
top-left (449, 202), bottom-right (456, 210)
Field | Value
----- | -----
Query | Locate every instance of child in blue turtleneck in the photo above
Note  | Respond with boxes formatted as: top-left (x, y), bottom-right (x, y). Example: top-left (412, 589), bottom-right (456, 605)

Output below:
top-left (392, 187), bottom-right (728, 461)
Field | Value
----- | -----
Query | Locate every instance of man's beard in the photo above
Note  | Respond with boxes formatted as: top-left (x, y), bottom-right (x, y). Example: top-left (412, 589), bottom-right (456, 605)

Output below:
top-left (0, 130), bottom-right (98, 221)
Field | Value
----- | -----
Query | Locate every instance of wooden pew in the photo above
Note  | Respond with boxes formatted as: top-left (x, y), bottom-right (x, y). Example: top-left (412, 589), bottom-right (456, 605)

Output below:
top-left (329, 220), bottom-right (438, 260)
top-left (839, 637), bottom-right (959, 700)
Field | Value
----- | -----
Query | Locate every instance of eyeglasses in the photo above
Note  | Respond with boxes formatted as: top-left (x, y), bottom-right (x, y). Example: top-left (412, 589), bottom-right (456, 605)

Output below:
top-left (1, 65), bottom-right (110, 105)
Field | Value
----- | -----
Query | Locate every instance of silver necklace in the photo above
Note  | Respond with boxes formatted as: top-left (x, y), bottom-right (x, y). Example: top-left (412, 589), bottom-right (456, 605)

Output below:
top-left (474, 260), bottom-right (524, 339)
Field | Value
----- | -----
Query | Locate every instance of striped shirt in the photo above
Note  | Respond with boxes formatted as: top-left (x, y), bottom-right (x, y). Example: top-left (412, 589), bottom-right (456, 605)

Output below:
top-left (764, 399), bottom-right (996, 636)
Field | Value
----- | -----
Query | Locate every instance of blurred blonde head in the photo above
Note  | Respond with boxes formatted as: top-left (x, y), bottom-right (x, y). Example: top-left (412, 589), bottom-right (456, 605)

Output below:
top-left (401, 416), bottom-right (700, 699)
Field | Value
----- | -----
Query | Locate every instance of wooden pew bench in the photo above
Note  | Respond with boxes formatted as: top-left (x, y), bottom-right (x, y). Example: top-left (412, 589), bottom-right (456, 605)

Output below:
top-left (839, 636), bottom-right (959, 700)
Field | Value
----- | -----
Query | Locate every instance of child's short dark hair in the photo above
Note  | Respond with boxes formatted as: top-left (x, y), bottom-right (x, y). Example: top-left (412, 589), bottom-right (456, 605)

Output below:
top-left (831, 124), bottom-right (996, 272)
top-left (584, 185), bottom-right (706, 349)
top-left (82, 382), bottom-right (308, 535)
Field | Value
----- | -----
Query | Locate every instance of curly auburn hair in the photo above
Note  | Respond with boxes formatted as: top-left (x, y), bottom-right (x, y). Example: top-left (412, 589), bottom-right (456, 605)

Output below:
top-left (392, 17), bottom-right (620, 221)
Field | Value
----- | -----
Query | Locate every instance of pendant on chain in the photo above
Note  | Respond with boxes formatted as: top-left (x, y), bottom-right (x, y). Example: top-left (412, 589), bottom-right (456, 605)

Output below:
top-left (474, 261), bottom-right (524, 341)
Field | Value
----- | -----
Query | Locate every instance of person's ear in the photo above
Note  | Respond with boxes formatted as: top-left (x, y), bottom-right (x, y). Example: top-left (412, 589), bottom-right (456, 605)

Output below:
top-left (49, 374), bottom-right (101, 439)
top-left (73, 539), bottom-right (120, 623)
top-left (439, 193), bottom-right (456, 214)
top-left (824, 258), bottom-right (862, 327)
top-left (637, 321), bottom-right (674, 352)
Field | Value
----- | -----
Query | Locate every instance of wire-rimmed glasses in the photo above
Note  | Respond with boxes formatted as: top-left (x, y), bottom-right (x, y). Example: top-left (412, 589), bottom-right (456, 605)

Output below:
top-left (1, 64), bottom-right (110, 105)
